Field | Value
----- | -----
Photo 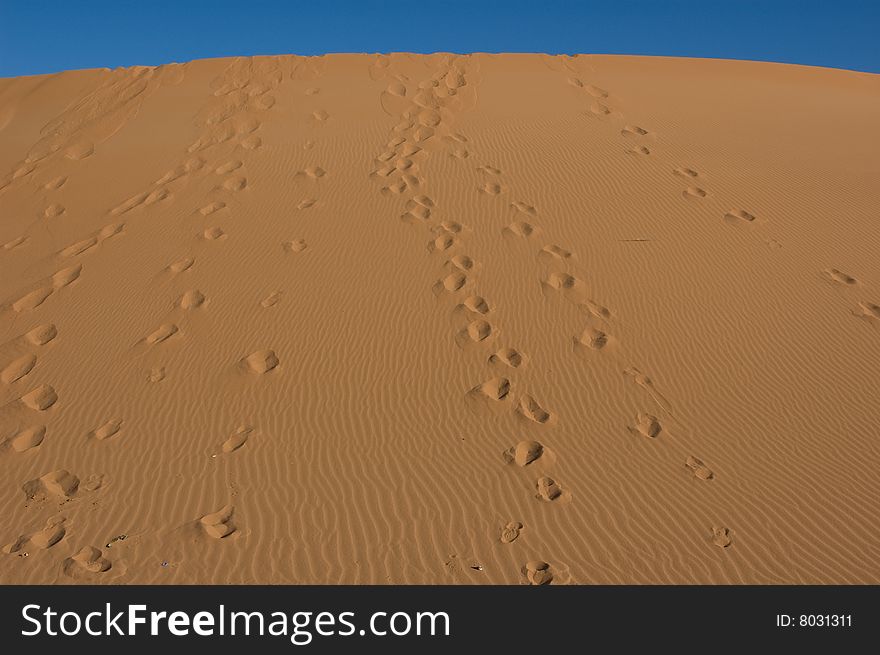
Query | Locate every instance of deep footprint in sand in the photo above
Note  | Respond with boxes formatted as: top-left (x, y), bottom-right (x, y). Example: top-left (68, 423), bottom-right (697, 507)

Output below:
top-left (4, 517), bottom-right (66, 554)
top-left (21, 385), bottom-right (58, 411)
top-left (1, 354), bottom-right (37, 384)
top-left (455, 319), bottom-right (494, 348)
top-left (26, 324), bottom-right (58, 346)
top-left (242, 349), bottom-right (279, 374)
top-left (4, 425), bottom-right (46, 452)
top-left (522, 560), bottom-right (554, 585)
top-left (433, 272), bottom-right (469, 296)
top-left (489, 347), bottom-right (526, 368)
top-left (63, 546), bottom-right (112, 578)
top-left (516, 395), bottom-right (554, 425)
top-left (23, 469), bottom-right (79, 501)
top-left (503, 440), bottom-right (545, 466)
top-left (179, 290), bottom-right (207, 309)
top-left (200, 505), bottom-right (237, 539)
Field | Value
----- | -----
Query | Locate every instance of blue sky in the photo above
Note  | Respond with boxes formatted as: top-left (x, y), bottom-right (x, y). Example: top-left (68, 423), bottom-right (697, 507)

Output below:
top-left (1, 0), bottom-right (877, 77)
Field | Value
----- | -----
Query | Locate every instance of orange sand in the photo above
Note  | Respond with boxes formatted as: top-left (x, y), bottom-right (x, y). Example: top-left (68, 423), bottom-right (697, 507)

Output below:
top-left (1, 54), bottom-right (879, 584)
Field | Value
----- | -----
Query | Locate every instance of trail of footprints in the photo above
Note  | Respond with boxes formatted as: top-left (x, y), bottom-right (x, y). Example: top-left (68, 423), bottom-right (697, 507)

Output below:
top-left (1, 57), bottom-right (310, 574)
top-left (370, 55), bottom-right (575, 583)
top-left (475, 58), bottom-right (737, 558)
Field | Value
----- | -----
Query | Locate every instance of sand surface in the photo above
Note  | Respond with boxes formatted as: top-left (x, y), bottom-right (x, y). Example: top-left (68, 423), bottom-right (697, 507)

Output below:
top-left (1, 53), bottom-right (879, 584)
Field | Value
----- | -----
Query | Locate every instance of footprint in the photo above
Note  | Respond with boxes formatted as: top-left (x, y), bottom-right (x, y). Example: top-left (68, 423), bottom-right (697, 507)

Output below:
top-left (44, 204), bottom-right (65, 219)
top-left (23, 469), bottom-right (79, 500)
top-left (166, 257), bottom-right (195, 274)
top-left (589, 102), bottom-right (611, 116)
top-left (542, 272), bottom-right (586, 299)
top-left (457, 295), bottom-right (490, 316)
top-left (1, 354), bottom-right (37, 384)
top-left (503, 440), bottom-right (545, 466)
top-left (222, 177), bottom-right (247, 192)
top-left (624, 367), bottom-right (672, 414)
top-left (522, 560), bottom-right (553, 585)
top-left (824, 268), bottom-right (857, 285)
top-left (203, 227), bottom-right (226, 240)
top-left (712, 527), bottom-right (732, 549)
top-left (44, 176), bottom-right (67, 190)
top-left (535, 476), bottom-right (566, 502)
top-left (199, 201), bottom-right (226, 216)
top-left (401, 201), bottom-right (431, 223)
top-left (455, 319), bottom-right (493, 347)
top-left (52, 264), bottom-right (82, 288)
top-left (503, 221), bottom-right (541, 239)
top-left (63, 546), bottom-right (112, 577)
top-left (724, 209), bottom-right (756, 223)
top-left (215, 160), bottom-right (243, 174)
top-left (428, 233), bottom-right (458, 253)
top-left (241, 349), bottom-right (279, 374)
top-left (468, 377), bottom-right (511, 402)
top-left (261, 291), bottom-right (282, 308)
top-left (312, 109), bottom-right (330, 122)
top-left (683, 187), bottom-right (707, 199)
top-left (674, 167), bottom-right (699, 178)
top-left (584, 84), bottom-right (608, 98)
top-left (517, 395), bottom-right (554, 425)
top-left (3, 425), bottom-right (46, 452)
top-left (488, 347), bottom-right (526, 368)
top-left (511, 201), bottom-right (537, 216)
top-left (145, 323), bottom-right (179, 345)
top-left (480, 182), bottom-right (505, 195)
top-left (3, 235), bottom-right (29, 250)
top-left (447, 255), bottom-right (478, 274)
top-left (65, 141), bottom-right (95, 160)
top-left (283, 238), bottom-right (308, 253)
top-left (432, 272), bottom-right (469, 296)
top-left (500, 521), bottom-right (523, 544)
top-left (632, 412), bottom-right (662, 438)
top-left (61, 237), bottom-right (98, 258)
top-left (626, 146), bottom-right (651, 155)
top-left (12, 288), bottom-right (53, 312)
top-left (4, 517), bottom-right (66, 553)
top-left (297, 199), bottom-right (317, 210)
top-left (25, 324), bottom-right (58, 346)
top-left (539, 244), bottom-right (572, 260)
top-left (88, 419), bottom-right (123, 441)
top-left (221, 427), bottom-right (252, 453)
top-left (477, 165), bottom-right (502, 175)
top-left (685, 456), bottom-right (714, 481)
top-left (621, 125), bottom-right (649, 137)
top-left (179, 290), bottom-right (206, 309)
top-left (303, 166), bottom-right (326, 180)
top-left (240, 135), bottom-right (262, 150)
top-left (21, 385), bottom-right (58, 411)
top-left (200, 505), bottom-right (236, 539)
top-left (576, 327), bottom-right (609, 350)
top-left (856, 302), bottom-right (880, 320)
top-left (582, 300), bottom-right (612, 320)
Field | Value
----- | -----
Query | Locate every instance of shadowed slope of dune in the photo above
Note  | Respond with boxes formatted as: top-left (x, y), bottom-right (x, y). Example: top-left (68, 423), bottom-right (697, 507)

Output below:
top-left (0, 53), bottom-right (878, 584)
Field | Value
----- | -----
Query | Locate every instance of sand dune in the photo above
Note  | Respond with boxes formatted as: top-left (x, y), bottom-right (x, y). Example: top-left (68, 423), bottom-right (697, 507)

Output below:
top-left (1, 53), bottom-right (879, 584)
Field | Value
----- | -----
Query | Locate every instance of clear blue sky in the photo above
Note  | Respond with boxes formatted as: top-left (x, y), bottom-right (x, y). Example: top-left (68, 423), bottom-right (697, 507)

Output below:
top-left (1, 0), bottom-right (877, 78)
